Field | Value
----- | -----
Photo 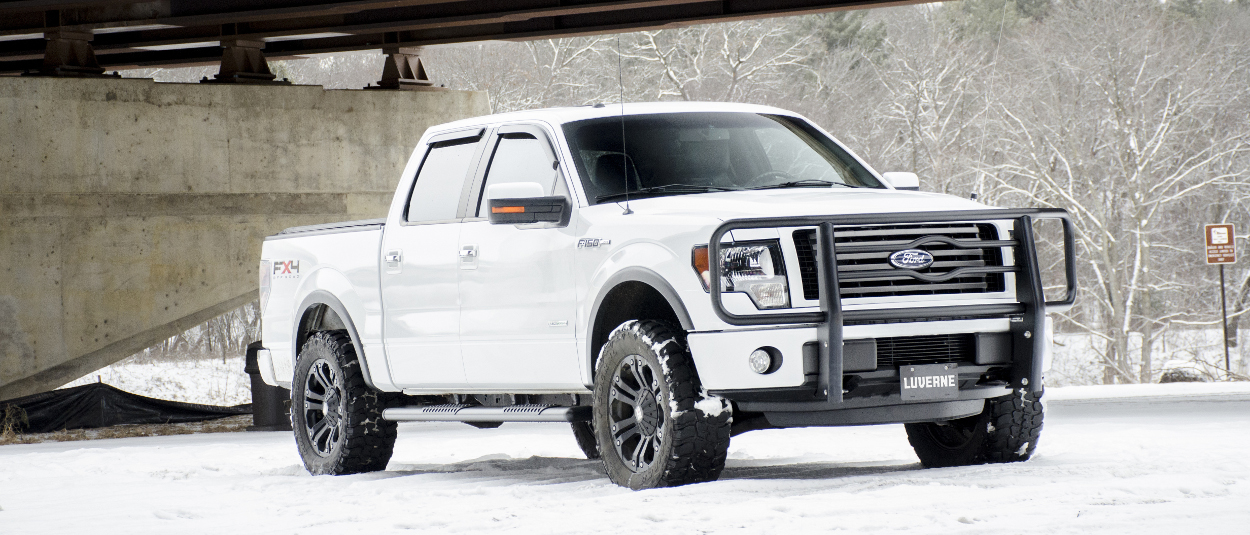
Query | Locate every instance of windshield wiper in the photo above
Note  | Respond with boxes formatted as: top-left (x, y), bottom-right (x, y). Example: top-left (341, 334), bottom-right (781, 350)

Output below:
top-left (748, 179), bottom-right (863, 190)
top-left (596, 184), bottom-right (741, 203)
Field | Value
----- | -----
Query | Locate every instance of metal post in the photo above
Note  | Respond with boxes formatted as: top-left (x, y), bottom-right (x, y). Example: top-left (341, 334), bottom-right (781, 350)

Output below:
top-left (816, 222), bottom-right (844, 403)
top-left (24, 30), bottom-right (119, 78)
top-left (202, 39), bottom-right (289, 84)
top-left (1011, 216), bottom-right (1047, 394)
top-left (371, 46), bottom-right (436, 90)
top-left (1221, 264), bottom-right (1231, 375)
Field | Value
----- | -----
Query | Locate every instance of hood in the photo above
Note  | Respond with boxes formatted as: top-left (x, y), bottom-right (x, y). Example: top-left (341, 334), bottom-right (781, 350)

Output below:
top-left (604, 188), bottom-right (992, 221)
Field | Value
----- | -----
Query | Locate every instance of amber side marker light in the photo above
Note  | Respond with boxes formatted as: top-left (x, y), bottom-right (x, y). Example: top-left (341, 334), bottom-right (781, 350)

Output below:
top-left (492, 206), bottom-right (525, 214)
top-left (692, 245), bottom-right (711, 290)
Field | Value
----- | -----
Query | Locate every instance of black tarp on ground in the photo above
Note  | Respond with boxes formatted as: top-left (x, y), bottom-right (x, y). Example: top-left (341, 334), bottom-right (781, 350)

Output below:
top-left (0, 383), bottom-right (250, 433)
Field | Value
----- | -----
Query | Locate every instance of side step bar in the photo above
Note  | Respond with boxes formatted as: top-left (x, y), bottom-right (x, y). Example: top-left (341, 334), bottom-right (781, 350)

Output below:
top-left (382, 404), bottom-right (591, 423)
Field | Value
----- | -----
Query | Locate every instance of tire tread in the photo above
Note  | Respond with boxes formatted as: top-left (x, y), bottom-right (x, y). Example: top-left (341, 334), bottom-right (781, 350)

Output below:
top-left (595, 320), bottom-right (731, 489)
top-left (294, 330), bottom-right (397, 475)
top-left (905, 388), bottom-right (1044, 468)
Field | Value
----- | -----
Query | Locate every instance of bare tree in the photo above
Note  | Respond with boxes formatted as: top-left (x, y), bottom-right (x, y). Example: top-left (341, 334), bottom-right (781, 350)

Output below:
top-left (618, 21), bottom-right (814, 103)
top-left (983, 1), bottom-right (1250, 383)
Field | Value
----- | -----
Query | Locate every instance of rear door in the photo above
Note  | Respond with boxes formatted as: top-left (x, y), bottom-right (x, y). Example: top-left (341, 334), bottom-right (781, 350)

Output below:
top-left (457, 124), bottom-right (583, 390)
top-left (381, 128), bottom-right (486, 388)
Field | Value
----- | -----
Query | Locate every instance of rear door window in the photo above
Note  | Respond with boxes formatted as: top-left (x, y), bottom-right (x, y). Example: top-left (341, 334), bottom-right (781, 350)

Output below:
top-left (407, 137), bottom-right (480, 223)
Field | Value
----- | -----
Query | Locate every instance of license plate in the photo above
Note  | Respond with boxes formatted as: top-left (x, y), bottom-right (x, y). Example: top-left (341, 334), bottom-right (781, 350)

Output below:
top-left (900, 363), bottom-right (959, 401)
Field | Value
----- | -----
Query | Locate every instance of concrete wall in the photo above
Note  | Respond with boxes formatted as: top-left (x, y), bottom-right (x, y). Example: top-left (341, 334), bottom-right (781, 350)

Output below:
top-left (0, 76), bottom-right (489, 400)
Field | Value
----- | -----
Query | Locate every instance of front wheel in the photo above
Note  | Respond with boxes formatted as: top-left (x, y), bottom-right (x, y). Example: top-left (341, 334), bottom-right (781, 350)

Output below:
top-left (292, 331), bottom-right (397, 475)
top-left (904, 388), bottom-right (1044, 468)
top-left (570, 420), bottom-right (600, 460)
top-left (593, 320), bottom-right (731, 489)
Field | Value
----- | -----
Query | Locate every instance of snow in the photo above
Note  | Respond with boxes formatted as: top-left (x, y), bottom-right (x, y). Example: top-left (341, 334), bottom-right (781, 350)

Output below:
top-left (1044, 381), bottom-right (1250, 401)
top-left (1049, 330), bottom-right (1250, 386)
top-left (1, 383), bottom-right (1247, 534)
top-left (60, 356), bottom-right (251, 406)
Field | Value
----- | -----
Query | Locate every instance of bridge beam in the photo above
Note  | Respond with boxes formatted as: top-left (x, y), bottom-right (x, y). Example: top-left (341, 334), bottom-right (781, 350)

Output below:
top-left (0, 76), bottom-right (488, 400)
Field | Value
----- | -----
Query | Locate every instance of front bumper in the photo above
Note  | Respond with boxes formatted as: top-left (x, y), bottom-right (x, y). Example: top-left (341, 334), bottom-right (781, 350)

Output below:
top-left (703, 208), bottom-right (1075, 411)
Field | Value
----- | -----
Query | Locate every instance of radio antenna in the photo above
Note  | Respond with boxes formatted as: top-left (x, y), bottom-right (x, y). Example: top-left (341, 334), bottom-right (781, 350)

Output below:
top-left (617, 34), bottom-right (632, 215)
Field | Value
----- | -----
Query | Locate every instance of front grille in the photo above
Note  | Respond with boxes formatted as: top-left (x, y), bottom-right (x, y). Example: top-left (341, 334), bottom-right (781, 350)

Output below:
top-left (793, 223), bottom-right (1007, 300)
top-left (876, 334), bottom-right (975, 368)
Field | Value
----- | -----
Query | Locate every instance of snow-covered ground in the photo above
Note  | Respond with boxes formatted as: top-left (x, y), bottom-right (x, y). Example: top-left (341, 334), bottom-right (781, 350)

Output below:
top-left (60, 356), bottom-right (251, 406)
top-left (1, 383), bottom-right (1247, 534)
top-left (1049, 329), bottom-right (1250, 386)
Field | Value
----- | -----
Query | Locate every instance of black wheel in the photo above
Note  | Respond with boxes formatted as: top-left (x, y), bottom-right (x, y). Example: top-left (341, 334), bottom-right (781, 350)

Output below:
top-left (570, 420), bottom-right (600, 460)
top-left (593, 320), bottom-right (731, 489)
top-left (904, 388), bottom-right (1044, 468)
top-left (293, 331), bottom-right (397, 475)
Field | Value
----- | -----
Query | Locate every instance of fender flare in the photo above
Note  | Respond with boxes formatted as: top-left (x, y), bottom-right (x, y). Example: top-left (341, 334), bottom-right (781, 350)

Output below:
top-left (586, 267), bottom-right (694, 364)
top-left (294, 290), bottom-right (379, 390)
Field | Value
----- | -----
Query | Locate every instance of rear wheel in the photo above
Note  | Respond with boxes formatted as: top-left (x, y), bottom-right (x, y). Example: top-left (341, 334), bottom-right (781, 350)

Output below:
top-left (905, 388), bottom-right (1043, 468)
top-left (293, 331), bottom-right (397, 475)
top-left (593, 320), bottom-right (731, 489)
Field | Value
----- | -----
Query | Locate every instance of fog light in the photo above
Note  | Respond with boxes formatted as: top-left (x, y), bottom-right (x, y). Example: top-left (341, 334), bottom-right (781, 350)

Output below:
top-left (749, 348), bottom-right (776, 374)
top-left (746, 282), bottom-right (789, 309)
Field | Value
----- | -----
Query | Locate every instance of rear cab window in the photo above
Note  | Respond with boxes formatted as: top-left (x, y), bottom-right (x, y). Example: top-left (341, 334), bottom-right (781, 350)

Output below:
top-left (406, 131), bottom-right (484, 223)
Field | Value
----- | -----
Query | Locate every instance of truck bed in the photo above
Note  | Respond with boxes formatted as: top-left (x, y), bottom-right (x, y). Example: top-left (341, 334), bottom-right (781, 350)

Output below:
top-left (273, 218), bottom-right (387, 239)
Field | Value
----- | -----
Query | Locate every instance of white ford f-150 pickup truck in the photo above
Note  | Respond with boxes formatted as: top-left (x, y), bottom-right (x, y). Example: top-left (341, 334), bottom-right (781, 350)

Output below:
top-left (256, 102), bottom-right (1076, 489)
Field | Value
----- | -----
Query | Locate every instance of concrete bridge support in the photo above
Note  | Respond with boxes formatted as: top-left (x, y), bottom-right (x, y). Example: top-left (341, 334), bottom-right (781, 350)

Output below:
top-left (0, 76), bottom-right (488, 400)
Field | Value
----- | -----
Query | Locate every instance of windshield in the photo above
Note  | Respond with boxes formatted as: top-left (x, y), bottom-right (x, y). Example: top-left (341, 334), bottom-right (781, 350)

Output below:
top-left (562, 112), bottom-right (883, 204)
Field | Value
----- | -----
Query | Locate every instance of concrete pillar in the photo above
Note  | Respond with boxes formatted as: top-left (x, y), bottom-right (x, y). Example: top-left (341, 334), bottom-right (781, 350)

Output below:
top-left (0, 76), bottom-right (488, 400)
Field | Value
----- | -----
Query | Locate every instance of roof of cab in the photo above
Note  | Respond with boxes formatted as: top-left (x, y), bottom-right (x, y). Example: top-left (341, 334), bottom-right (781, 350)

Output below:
top-left (427, 101), bottom-right (805, 134)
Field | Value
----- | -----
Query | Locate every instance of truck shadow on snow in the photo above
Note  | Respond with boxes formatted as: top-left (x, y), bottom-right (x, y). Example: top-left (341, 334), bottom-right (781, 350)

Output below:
top-left (720, 460), bottom-right (922, 481)
top-left (381, 456), bottom-right (607, 485)
top-left (369, 456), bottom-right (920, 485)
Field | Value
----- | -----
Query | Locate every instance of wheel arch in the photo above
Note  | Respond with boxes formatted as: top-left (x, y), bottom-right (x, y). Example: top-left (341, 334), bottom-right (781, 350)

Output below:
top-left (586, 268), bottom-right (693, 381)
top-left (294, 290), bottom-right (379, 390)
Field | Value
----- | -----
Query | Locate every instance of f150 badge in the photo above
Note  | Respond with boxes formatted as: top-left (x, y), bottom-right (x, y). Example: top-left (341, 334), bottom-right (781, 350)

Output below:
top-left (888, 249), bottom-right (934, 270)
top-left (577, 238), bottom-right (611, 248)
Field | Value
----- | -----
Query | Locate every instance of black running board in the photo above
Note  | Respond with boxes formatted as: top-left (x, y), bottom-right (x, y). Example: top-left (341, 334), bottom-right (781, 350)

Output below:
top-left (382, 404), bottom-right (591, 423)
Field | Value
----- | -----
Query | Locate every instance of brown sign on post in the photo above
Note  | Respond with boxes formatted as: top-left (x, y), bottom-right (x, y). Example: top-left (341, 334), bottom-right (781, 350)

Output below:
top-left (1205, 224), bottom-right (1236, 264)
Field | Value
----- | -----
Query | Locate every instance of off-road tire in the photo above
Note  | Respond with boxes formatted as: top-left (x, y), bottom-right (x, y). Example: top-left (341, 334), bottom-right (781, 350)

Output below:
top-left (570, 421), bottom-right (600, 460)
top-left (593, 320), bottom-right (731, 489)
top-left (293, 330), bottom-right (398, 475)
top-left (904, 388), bottom-right (1043, 468)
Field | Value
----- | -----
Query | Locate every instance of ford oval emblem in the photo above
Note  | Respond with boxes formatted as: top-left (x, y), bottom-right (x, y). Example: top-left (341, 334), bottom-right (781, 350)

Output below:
top-left (888, 249), bottom-right (934, 270)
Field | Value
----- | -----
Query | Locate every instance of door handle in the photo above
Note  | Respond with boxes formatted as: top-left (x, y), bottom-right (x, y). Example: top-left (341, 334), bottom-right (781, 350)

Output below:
top-left (460, 245), bottom-right (478, 270)
top-left (385, 250), bottom-right (403, 274)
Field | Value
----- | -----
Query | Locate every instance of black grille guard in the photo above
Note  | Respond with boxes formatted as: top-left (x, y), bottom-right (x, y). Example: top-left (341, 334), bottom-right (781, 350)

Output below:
top-left (709, 208), bottom-right (1077, 402)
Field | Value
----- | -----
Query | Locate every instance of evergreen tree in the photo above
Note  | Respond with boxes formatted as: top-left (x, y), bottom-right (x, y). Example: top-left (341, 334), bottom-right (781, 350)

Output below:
top-left (943, 0), bottom-right (1051, 40)
top-left (802, 10), bottom-right (887, 65)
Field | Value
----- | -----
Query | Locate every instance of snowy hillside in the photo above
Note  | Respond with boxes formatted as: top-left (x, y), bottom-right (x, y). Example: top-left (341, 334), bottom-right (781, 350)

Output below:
top-left (60, 356), bottom-right (251, 406)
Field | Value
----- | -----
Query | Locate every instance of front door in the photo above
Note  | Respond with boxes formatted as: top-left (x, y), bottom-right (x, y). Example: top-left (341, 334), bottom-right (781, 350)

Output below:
top-left (458, 125), bottom-right (582, 390)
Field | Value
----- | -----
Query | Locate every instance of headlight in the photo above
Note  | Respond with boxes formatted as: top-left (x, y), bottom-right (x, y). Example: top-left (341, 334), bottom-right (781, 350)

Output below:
top-left (692, 241), bottom-right (791, 309)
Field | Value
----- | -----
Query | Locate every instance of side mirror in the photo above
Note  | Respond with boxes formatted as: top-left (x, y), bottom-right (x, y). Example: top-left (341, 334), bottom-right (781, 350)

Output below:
top-left (485, 182), bottom-right (569, 225)
top-left (881, 172), bottom-right (920, 191)
top-left (488, 196), bottom-right (570, 225)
